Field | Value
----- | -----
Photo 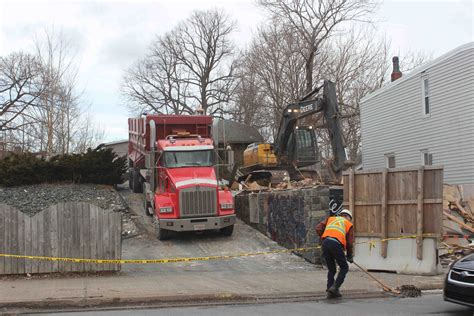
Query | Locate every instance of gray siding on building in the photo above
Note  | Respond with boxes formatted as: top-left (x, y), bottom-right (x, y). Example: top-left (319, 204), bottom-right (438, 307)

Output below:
top-left (360, 43), bottom-right (474, 184)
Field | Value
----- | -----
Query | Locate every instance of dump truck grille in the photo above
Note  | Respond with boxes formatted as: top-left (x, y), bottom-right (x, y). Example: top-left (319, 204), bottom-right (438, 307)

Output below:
top-left (179, 186), bottom-right (217, 218)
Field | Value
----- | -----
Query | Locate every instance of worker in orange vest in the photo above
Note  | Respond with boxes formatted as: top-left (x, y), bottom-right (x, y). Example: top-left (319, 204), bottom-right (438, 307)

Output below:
top-left (316, 209), bottom-right (354, 299)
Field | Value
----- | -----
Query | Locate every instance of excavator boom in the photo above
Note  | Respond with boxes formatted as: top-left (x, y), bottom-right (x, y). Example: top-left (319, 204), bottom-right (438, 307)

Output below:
top-left (240, 80), bottom-right (348, 184)
top-left (273, 80), bottom-right (347, 178)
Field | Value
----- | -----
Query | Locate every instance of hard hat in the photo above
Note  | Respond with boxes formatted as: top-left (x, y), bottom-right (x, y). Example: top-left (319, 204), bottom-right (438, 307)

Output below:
top-left (339, 209), bottom-right (353, 219)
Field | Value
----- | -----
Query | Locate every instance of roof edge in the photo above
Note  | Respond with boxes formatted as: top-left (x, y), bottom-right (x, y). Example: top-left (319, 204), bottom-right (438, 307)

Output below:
top-left (360, 42), bottom-right (474, 103)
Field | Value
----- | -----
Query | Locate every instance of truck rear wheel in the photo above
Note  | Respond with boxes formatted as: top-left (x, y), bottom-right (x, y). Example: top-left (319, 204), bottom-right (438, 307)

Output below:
top-left (143, 183), bottom-right (153, 216)
top-left (132, 169), bottom-right (143, 194)
top-left (220, 224), bottom-right (234, 237)
top-left (128, 169), bottom-right (133, 190)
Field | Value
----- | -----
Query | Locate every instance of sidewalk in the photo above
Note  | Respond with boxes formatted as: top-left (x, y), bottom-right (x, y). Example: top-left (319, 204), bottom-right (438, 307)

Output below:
top-left (0, 266), bottom-right (445, 311)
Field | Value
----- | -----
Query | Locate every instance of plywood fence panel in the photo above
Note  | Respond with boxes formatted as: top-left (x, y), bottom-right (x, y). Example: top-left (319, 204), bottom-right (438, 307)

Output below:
top-left (0, 202), bottom-right (121, 275)
top-left (343, 166), bottom-right (443, 259)
top-left (387, 204), bottom-right (417, 234)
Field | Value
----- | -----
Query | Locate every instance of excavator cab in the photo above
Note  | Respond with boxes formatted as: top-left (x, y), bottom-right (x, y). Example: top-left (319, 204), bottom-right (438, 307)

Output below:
top-left (287, 126), bottom-right (319, 168)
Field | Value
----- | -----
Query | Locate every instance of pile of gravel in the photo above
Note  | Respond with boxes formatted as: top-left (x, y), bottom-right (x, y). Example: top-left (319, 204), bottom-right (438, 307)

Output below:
top-left (0, 184), bottom-right (138, 237)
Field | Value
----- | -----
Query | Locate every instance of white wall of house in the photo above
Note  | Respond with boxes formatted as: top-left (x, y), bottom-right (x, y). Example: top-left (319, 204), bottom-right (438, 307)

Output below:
top-left (360, 43), bottom-right (474, 185)
top-left (103, 140), bottom-right (128, 157)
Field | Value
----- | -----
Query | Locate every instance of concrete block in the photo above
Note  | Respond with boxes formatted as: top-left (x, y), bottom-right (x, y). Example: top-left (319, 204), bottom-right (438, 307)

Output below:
top-left (235, 185), bottom-right (332, 266)
top-left (354, 237), bottom-right (442, 275)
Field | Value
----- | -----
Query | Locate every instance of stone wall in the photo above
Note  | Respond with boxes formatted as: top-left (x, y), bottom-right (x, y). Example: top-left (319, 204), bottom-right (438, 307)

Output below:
top-left (235, 186), bottom-right (341, 264)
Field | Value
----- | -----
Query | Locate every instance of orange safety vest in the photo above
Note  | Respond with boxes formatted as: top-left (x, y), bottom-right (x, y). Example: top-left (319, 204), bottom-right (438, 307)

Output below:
top-left (321, 216), bottom-right (353, 249)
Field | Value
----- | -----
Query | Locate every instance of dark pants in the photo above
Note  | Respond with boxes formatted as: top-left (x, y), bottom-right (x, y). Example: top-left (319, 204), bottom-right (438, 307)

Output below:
top-left (322, 238), bottom-right (349, 290)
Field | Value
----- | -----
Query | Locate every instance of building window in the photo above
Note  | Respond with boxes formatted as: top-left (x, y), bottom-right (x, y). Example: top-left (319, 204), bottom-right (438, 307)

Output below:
top-left (422, 76), bottom-right (430, 115)
top-left (385, 154), bottom-right (396, 168)
top-left (421, 150), bottom-right (433, 166)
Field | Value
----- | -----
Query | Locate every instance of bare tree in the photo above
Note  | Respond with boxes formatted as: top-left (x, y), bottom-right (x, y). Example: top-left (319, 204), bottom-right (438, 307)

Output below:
top-left (258, 0), bottom-right (378, 93)
top-left (229, 55), bottom-right (272, 139)
top-left (32, 29), bottom-right (80, 156)
top-left (230, 21), bottom-right (308, 140)
top-left (310, 27), bottom-right (389, 161)
top-left (0, 52), bottom-right (43, 135)
top-left (123, 9), bottom-right (237, 116)
top-left (172, 10), bottom-right (236, 115)
top-left (71, 108), bottom-right (105, 153)
top-left (1, 28), bottom-right (105, 155)
top-left (122, 33), bottom-right (194, 115)
top-left (312, 27), bottom-right (431, 161)
top-left (398, 50), bottom-right (433, 74)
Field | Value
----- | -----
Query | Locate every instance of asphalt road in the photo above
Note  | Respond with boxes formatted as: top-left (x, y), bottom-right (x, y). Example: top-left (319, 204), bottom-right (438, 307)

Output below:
top-left (27, 294), bottom-right (473, 316)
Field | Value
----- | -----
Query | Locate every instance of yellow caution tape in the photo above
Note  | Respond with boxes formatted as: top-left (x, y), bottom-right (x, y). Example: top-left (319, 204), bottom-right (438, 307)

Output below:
top-left (0, 234), bottom-right (439, 264)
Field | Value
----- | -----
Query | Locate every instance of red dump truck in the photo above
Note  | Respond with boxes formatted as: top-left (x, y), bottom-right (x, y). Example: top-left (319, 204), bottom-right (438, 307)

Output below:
top-left (128, 114), bottom-right (236, 240)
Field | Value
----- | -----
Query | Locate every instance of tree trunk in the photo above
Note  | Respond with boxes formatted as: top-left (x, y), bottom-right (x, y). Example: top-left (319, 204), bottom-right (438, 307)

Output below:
top-left (305, 51), bottom-right (314, 94)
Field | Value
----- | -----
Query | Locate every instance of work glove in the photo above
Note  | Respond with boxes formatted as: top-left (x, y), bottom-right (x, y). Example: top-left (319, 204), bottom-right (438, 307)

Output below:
top-left (346, 255), bottom-right (354, 263)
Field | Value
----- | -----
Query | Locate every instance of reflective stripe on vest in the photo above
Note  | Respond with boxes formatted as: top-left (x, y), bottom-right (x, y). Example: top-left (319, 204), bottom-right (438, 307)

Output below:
top-left (321, 216), bottom-right (353, 249)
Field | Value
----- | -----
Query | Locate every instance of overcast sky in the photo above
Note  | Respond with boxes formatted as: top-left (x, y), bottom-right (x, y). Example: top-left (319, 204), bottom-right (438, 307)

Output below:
top-left (0, 0), bottom-right (472, 142)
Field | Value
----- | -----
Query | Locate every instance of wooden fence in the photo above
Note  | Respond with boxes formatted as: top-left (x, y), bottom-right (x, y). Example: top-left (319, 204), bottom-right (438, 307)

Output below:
top-left (343, 166), bottom-right (443, 260)
top-left (0, 202), bottom-right (122, 275)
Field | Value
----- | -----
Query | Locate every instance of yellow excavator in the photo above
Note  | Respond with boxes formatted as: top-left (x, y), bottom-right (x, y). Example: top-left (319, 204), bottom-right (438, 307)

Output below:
top-left (239, 80), bottom-right (349, 185)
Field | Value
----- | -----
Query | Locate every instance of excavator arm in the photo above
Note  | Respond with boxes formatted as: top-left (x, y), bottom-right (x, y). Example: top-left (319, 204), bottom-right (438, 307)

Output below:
top-left (273, 80), bottom-right (348, 178)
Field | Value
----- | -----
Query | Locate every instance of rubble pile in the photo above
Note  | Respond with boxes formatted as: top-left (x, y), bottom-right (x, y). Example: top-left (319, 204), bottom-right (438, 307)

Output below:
top-left (396, 285), bottom-right (422, 298)
top-left (440, 184), bottom-right (474, 265)
top-left (439, 243), bottom-right (473, 266)
top-left (238, 177), bottom-right (321, 192)
top-left (274, 178), bottom-right (320, 190)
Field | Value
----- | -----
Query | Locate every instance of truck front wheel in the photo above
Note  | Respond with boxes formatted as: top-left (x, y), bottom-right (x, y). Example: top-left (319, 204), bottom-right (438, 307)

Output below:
top-left (157, 227), bottom-right (171, 240)
top-left (154, 219), bottom-right (171, 240)
top-left (220, 224), bottom-right (234, 237)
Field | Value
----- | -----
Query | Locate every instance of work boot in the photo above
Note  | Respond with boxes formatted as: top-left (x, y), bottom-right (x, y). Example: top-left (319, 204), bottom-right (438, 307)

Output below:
top-left (327, 285), bottom-right (342, 298)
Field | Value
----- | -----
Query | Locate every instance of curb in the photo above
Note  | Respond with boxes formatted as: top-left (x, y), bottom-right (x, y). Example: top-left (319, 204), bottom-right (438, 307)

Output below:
top-left (0, 290), bottom-right (386, 312)
top-left (0, 284), bottom-right (444, 313)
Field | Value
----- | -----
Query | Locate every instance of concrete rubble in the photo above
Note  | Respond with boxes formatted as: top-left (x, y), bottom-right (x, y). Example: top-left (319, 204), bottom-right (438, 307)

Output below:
top-left (236, 177), bottom-right (323, 192)
top-left (440, 184), bottom-right (474, 266)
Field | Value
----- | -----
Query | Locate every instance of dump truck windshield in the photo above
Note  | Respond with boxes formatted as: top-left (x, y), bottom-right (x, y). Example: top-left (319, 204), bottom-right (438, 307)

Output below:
top-left (163, 150), bottom-right (214, 168)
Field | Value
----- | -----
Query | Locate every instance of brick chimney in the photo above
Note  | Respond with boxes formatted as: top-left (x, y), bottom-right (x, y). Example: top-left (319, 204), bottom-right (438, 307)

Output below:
top-left (391, 56), bottom-right (402, 82)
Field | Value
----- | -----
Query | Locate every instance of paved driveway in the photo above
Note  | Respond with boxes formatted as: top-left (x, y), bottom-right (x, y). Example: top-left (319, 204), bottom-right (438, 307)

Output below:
top-left (118, 186), bottom-right (318, 275)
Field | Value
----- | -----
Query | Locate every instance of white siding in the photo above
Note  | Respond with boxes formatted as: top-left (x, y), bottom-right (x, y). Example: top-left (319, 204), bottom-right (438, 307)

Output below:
top-left (360, 45), bottom-right (474, 184)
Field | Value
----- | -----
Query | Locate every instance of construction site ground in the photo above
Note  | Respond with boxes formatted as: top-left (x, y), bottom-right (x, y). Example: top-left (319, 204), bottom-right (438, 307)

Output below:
top-left (0, 185), bottom-right (446, 313)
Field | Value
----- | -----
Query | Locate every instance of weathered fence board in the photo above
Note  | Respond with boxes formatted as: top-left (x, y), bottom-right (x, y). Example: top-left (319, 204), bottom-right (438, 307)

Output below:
top-left (0, 202), bottom-right (121, 275)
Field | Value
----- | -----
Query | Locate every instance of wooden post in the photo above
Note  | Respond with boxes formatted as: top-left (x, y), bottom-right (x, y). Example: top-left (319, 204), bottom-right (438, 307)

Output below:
top-left (416, 167), bottom-right (424, 260)
top-left (349, 169), bottom-right (355, 227)
top-left (381, 169), bottom-right (389, 258)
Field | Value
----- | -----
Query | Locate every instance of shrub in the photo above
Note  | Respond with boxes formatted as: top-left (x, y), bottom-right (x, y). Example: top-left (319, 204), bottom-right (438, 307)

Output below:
top-left (0, 146), bottom-right (127, 187)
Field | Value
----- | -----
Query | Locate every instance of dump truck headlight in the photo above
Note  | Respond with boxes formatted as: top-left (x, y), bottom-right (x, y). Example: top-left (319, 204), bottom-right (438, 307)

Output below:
top-left (220, 203), bottom-right (233, 210)
top-left (159, 206), bottom-right (173, 213)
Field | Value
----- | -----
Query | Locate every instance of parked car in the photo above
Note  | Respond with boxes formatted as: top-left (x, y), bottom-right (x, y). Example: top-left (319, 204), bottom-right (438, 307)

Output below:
top-left (444, 253), bottom-right (474, 308)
